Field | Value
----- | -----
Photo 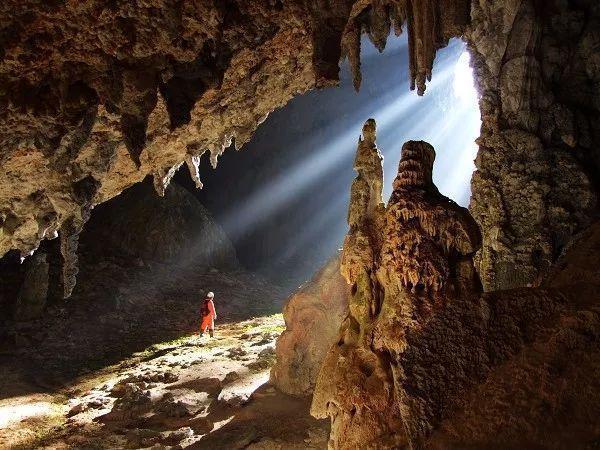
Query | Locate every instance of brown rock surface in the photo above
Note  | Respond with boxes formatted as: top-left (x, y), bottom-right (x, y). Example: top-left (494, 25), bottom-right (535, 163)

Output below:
top-left (0, 1), bottom-right (471, 297)
top-left (467, 0), bottom-right (600, 291)
top-left (311, 120), bottom-right (600, 449)
top-left (271, 253), bottom-right (350, 397)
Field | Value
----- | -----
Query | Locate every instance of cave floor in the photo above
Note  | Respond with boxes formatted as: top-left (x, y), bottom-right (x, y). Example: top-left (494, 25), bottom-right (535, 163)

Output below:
top-left (0, 314), bottom-right (328, 449)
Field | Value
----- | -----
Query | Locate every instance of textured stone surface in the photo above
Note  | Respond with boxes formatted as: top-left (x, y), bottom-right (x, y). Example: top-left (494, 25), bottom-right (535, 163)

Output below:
top-left (0, 179), bottom-right (237, 324)
top-left (0, 1), bottom-right (471, 298)
top-left (467, 0), bottom-right (599, 291)
top-left (311, 121), bottom-right (600, 449)
top-left (271, 253), bottom-right (349, 397)
top-left (80, 180), bottom-right (237, 268)
top-left (0, 0), bottom-right (319, 263)
top-left (14, 250), bottom-right (49, 321)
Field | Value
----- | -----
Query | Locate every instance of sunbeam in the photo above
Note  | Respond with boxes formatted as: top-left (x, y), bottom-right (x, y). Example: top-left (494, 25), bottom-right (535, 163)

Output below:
top-left (195, 34), bottom-right (481, 286)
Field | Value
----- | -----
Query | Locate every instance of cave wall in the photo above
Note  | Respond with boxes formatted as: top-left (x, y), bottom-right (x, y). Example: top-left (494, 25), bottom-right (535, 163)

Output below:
top-left (0, 179), bottom-right (236, 324)
top-left (0, 0), bottom-right (343, 260)
top-left (467, 0), bottom-right (599, 290)
top-left (0, 1), bottom-right (597, 302)
top-left (80, 179), bottom-right (237, 269)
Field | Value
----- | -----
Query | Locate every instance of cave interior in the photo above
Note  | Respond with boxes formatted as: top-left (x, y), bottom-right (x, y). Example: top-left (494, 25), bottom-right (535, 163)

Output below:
top-left (0, 1), bottom-right (599, 449)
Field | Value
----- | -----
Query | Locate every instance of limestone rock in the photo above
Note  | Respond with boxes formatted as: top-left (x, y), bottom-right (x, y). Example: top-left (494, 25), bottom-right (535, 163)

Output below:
top-left (341, 0), bottom-right (470, 94)
top-left (79, 180), bottom-right (237, 269)
top-left (14, 250), bottom-right (49, 321)
top-left (271, 254), bottom-right (350, 397)
top-left (0, 0), bottom-right (471, 274)
top-left (467, 0), bottom-right (599, 291)
top-left (311, 120), bottom-right (600, 449)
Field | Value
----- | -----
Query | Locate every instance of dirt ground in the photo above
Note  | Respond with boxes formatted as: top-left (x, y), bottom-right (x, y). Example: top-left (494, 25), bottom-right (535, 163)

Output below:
top-left (0, 314), bottom-right (329, 449)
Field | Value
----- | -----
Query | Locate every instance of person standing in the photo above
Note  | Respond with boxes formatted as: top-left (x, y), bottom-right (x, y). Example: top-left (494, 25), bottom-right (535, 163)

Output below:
top-left (200, 292), bottom-right (217, 338)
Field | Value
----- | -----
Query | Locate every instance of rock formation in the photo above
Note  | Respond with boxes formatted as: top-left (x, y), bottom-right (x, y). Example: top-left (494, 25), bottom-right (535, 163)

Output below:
top-left (0, 179), bottom-right (237, 323)
top-left (311, 120), bottom-right (405, 448)
top-left (467, 0), bottom-right (599, 290)
top-left (311, 120), bottom-right (600, 449)
top-left (0, 1), bottom-right (473, 296)
top-left (79, 180), bottom-right (237, 269)
top-left (14, 250), bottom-right (49, 321)
top-left (271, 253), bottom-right (350, 397)
top-left (3, 1), bottom-right (596, 298)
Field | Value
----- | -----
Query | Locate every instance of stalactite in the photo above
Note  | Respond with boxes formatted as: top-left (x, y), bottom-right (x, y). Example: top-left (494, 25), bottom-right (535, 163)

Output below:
top-left (0, 0), bottom-right (473, 259)
top-left (185, 154), bottom-right (204, 189)
top-left (59, 218), bottom-right (81, 299)
top-left (152, 164), bottom-right (182, 197)
top-left (340, 0), bottom-right (469, 95)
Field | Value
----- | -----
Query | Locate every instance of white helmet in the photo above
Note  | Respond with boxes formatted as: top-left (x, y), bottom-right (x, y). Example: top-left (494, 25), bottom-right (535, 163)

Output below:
top-left (207, 292), bottom-right (215, 298)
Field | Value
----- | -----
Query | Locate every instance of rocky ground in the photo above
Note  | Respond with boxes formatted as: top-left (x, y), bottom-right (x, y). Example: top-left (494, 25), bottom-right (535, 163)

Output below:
top-left (1, 261), bottom-right (285, 387)
top-left (0, 314), bottom-right (328, 449)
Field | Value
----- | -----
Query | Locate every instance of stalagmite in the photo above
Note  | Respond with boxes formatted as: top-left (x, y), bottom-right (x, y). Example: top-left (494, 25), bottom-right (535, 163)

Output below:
top-left (312, 120), bottom-right (600, 449)
top-left (311, 120), bottom-right (404, 448)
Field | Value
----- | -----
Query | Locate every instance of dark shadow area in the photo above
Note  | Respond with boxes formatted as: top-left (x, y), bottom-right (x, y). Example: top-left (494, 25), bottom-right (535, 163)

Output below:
top-left (189, 383), bottom-right (328, 449)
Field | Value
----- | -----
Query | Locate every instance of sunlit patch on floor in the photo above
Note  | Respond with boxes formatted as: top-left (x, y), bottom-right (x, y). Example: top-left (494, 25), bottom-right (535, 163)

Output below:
top-left (0, 314), bottom-right (325, 449)
top-left (0, 398), bottom-right (55, 428)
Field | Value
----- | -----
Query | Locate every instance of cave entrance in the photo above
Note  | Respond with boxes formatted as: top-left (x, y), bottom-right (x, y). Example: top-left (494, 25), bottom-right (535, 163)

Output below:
top-left (175, 34), bottom-right (480, 292)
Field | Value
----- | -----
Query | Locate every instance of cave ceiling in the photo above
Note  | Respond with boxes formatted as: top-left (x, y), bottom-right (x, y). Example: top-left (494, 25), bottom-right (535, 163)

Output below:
top-left (1, 0), bottom-right (598, 297)
top-left (0, 0), bottom-right (470, 261)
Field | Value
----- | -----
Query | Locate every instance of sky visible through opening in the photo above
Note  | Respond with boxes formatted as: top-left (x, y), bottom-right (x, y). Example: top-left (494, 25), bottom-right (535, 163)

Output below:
top-left (195, 34), bottom-right (481, 287)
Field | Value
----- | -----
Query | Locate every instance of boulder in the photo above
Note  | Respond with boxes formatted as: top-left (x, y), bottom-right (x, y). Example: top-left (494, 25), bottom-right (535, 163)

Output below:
top-left (271, 254), bottom-right (349, 397)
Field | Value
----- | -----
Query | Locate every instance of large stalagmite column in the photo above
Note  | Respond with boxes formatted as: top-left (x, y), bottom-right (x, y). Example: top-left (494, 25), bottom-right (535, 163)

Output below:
top-left (311, 120), bottom-right (600, 450)
top-left (311, 125), bottom-right (483, 448)
top-left (311, 120), bottom-right (405, 449)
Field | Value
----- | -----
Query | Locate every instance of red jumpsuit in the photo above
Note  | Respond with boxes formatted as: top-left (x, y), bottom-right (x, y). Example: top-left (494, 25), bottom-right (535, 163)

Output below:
top-left (200, 298), bottom-right (216, 333)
